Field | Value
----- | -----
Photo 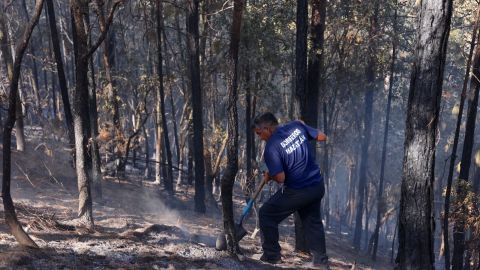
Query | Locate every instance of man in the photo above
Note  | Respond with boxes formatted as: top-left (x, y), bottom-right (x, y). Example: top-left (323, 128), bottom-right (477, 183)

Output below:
top-left (253, 112), bottom-right (328, 267)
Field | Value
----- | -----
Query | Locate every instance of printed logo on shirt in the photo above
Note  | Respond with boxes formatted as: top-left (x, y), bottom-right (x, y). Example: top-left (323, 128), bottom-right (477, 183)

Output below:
top-left (280, 128), bottom-right (306, 154)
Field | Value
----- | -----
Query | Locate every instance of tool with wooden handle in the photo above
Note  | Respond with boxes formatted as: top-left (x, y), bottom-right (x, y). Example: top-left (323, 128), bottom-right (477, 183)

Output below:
top-left (236, 178), bottom-right (267, 236)
top-left (216, 176), bottom-right (268, 250)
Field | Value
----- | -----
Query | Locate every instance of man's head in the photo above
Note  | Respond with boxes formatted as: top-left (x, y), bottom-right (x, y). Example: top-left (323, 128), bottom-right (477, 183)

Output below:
top-left (253, 112), bottom-right (278, 141)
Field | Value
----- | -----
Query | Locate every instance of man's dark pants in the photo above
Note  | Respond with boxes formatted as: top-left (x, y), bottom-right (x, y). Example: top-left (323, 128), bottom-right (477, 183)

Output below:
top-left (259, 181), bottom-right (327, 260)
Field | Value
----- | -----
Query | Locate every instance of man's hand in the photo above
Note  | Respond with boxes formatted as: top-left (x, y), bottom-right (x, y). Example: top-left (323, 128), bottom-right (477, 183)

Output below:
top-left (264, 171), bottom-right (285, 184)
top-left (316, 132), bottom-right (327, 142)
top-left (263, 171), bottom-right (272, 183)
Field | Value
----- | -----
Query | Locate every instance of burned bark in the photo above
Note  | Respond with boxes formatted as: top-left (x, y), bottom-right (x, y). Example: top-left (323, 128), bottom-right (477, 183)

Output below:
top-left (395, 0), bottom-right (453, 269)
top-left (71, 0), bottom-right (94, 228)
top-left (46, 0), bottom-right (75, 149)
top-left (293, 0), bottom-right (309, 252)
top-left (1, 0), bottom-right (45, 248)
top-left (220, 0), bottom-right (244, 254)
top-left (156, 0), bottom-right (174, 194)
top-left (186, 0), bottom-right (206, 212)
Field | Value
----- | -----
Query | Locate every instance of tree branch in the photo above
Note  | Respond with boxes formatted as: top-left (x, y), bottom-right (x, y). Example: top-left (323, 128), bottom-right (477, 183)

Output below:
top-left (83, 0), bottom-right (123, 59)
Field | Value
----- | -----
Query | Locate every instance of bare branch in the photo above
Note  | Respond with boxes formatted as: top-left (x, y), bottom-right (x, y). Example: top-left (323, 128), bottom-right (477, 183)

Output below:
top-left (83, 0), bottom-right (123, 59)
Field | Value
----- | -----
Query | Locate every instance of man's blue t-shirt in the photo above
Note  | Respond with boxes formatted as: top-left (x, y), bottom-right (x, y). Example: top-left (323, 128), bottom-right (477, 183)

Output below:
top-left (263, 121), bottom-right (323, 189)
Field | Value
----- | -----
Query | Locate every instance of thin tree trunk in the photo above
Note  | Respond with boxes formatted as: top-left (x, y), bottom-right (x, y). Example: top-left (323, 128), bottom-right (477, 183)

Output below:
top-left (21, 0), bottom-right (41, 115)
top-left (310, 0), bottom-right (327, 230)
top-left (293, 0), bottom-right (309, 252)
top-left (162, 29), bottom-right (180, 169)
top-left (71, 0), bottom-right (94, 229)
top-left (371, 3), bottom-right (397, 260)
top-left (186, 0), bottom-right (206, 212)
top-left (245, 57), bottom-right (253, 197)
top-left (395, 0), bottom-right (453, 268)
top-left (221, 0), bottom-right (244, 254)
top-left (323, 103), bottom-right (330, 228)
top-left (1, 0), bottom-right (44, 248)
top-left (392, 214), bottom-right (398, 263)
top-left (444, 5), bottom-right (480, 270)
top-left (156, 0), bottom-right (174, 194)
top-left (88, 14), bottom-right (103, 200)
top-left (14, 91), bottom-right (26, 152)
top-left (46, 0), bottom-right (75, 150)
top-left (353, 1), bottom-right (378, 250)
top-left (452, 6), bottom-right (480, 269)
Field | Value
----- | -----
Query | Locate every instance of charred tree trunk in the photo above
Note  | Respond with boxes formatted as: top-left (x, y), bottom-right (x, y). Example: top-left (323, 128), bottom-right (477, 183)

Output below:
top-left (309, 0), bottom-right (327, 229)
top-left (0, 0), bottom-right (44, 248)
top-left (371, 2), bottom-right (397, 260)
top-left (186, 0), bottom-right (206, 212)
top-left (221, 0), bottom-right (244, 254)
top-left (445, 5), bottom-right (480, 270)
top-left (322, 103), bottom-right (330, 228)
top-left (87, 14), bottom-right (103, 200)
top-left (46, 0), bottom-right (75, 151)
top-left (293, 0), bottom-right (309, 252)
top-left (395, 0), bottom-right (453, 269)
top-left (245, 58), bottom-right (254, 197)
top-left (162, 29), bottom-right (181, 169)
top-left (353, 1), bottom-right (378, 250)
top-left (452, 7), bottom-right (480, 270)
top-left (156, 0), bottom-right (174, 194)
top-left (21, 0), bottom-right (41, 116)
top-left (71, 0), bottom-right (94, 229)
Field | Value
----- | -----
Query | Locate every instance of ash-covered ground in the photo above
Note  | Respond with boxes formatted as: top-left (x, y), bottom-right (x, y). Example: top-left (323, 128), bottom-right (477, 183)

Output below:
top-left (0, 128), bottom-right (392, 269)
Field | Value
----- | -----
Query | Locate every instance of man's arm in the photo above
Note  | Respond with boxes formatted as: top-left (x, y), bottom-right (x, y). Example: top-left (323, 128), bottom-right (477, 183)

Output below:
top-left (316, 131), bottom-right (327, 142)
top-left (264, 171), bottom-right (285, 184)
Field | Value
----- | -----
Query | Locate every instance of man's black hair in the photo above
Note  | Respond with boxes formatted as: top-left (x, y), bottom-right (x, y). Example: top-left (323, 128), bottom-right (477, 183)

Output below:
top-left (253, 112), bottom-right (279, 128)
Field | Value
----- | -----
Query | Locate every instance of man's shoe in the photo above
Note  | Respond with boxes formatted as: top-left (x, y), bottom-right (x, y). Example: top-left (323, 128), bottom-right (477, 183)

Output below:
top-left (259, 254), bottom-right (282, 264)
top-left (303, 261), bottom-right (330, 270)
top-left (310, 252), bottom-right (329, 269)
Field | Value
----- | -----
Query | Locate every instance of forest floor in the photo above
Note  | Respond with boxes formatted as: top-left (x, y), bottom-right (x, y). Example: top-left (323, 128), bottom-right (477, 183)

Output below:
top-left (0, 127), bottom-right (393, 269)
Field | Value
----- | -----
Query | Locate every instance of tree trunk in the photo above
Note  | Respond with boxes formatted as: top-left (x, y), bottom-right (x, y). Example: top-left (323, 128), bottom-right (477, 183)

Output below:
top-left (293, 0), bottom-right (309, 252)
top-left (371, 2), bottom-right (397, 260)
top-left (452, 6), bottom-right (480, 269)
top-left (1, 0), bottom-right (44, 248)
top-left (71, 0), bottom-right (94, 229)
top-left (245, 57), bottom-right (254, 197)
top-left (353, 1), bottom-right (378, 250)
top-left (220, 0), bottom-right (244, 254)
top-left (87, 14), bottom-right (103, 201)
top-left (445, 5), bottom-right (480, 270)
top-left (310, 0), bottom-right (327, 229)
top-left (143, 126), bottom-right (151, 178)
top-left (21, 0), bottom-right (41, 116)
top-left (46, 0), bottom-right (75, 150)
top-left (162, 29), bottom-right (181, 169)
top-left (186, 0), bottom-right (206, 212)
top-left (344, 156), bottom-right (357, 228)
top-left (322, 103), bottom-right (330, 228)
top-left (14, 90), bottom-right (26, 152)
top-left (156, 0), bottom-right (174, 194)
top-left (395, 0), bottom-right (453, 269)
